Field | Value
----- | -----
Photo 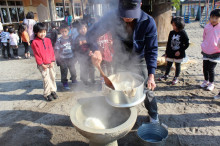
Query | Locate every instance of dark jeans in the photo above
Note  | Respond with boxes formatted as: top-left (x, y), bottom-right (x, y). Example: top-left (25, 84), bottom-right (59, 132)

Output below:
top-left (203, 60), bottom-right (217, 83)
top-left (13, 49), bottom-right (18, 56)
top-left (2, 43), bottom-right (11, 58)
top-left (78, 54), bottom-right (95, 82)
top-left (23, 42), bottom-right (30, 53)
top-left (113, 56), bottom-right (158, 119)
top-left (59, 58), bottom-right (77, 83)
top-left (165, 61), bottom-right (181, 77)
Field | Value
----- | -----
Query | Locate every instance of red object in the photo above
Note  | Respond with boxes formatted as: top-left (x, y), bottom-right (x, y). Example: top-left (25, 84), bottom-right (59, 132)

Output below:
top-left (31, 37), bottom-right (55, 65)
top-left (97, 32), bottom-right (114, 62)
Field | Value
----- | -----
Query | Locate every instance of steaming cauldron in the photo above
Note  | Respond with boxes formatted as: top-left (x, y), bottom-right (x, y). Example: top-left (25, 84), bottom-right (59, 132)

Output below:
top-left (103, 72), bottom-right (146, 107)
top-left (70, 96), bottom-right (137, 146)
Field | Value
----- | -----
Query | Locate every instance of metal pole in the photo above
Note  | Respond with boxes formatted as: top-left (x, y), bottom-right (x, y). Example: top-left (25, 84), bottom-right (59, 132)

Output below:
top-left (48, 0), bottom-right (54, 22)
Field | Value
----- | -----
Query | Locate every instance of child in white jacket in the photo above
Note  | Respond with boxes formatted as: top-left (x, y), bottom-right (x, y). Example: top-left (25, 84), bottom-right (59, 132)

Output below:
top-left (9, 28), bottom-right (20, 59)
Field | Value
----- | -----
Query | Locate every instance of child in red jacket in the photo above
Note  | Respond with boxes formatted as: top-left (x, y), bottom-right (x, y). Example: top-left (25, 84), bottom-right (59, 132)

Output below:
top-left (97, 32), bottom-right (114, 77)
top-left (31, 23), bottom-right (58, 101)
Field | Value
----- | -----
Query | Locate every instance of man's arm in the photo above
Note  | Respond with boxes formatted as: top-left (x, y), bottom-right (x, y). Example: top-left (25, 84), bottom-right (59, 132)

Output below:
top-left (144, 17), bottom-right (158, 90)
top-left (144, 18), bottom-right (158, 75)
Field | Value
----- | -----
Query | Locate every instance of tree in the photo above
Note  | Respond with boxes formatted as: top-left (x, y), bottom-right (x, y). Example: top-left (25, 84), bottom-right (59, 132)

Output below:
top-left (172, 0), bottom-right (181, 10)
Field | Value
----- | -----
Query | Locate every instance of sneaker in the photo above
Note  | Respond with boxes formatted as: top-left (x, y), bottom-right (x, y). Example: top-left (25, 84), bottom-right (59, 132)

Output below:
top-left (158, 75), bottom-right (169, 81)
top-left (214, 92), bottom-right (220, 99)
top-left (51, 92), bottom-right (58, 99)
top-left (14, 56), bottom-right (21, 59)
top-left (172, 77), bottom-right (179, 85)
top-left (72, 79), bottom-right (78, 84)
top-left (46, 95), bottom-right (53, 101)
top-left (200, 80), bottom-right (209, 88)
top-left (63, 82), bottom-right (70, 90)
top-left (149, 115), bottom-right (159, 124)
top-left (206, 82), bottom-right (214, 91)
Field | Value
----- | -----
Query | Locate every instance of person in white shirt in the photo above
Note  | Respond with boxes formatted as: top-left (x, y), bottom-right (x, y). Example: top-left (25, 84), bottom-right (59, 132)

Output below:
top-left (1, 26), bottom-right (11, 59)
top-left (9, 28), bottom-right (20, 59)
top-left (23, 11), bottom-right (36, 43)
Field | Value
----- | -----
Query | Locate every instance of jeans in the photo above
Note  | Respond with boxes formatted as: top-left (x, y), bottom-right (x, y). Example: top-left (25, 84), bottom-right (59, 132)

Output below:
top-left (203, 60), bottom-right (217, 83)
top-left (59, 58), bottom-right (77, 83)
top-left (165, 61), bottom-right (181, 77)
top-left (77, 54), bottom-right (95, 82)
top-left (2, 43), bottom-right (11, 58)
top-left (23, 42), bottom-right (30, 53)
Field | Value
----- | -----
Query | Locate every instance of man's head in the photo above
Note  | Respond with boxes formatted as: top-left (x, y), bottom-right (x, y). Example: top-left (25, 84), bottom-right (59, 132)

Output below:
top-left (118, 0), bottom-right (142, 20)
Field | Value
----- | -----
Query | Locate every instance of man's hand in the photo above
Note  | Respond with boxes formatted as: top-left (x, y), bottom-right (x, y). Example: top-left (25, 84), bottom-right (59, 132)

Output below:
top-left (90, 50), bottom-right (102, 68)
top-left (42, 64), bottom-right (48, 71)
top-left (147, 74), bottom-right (156, 91)
top-left (49, 62), bottom-right (54, 68)
top-left (175, 51), bottom-right (180, 57)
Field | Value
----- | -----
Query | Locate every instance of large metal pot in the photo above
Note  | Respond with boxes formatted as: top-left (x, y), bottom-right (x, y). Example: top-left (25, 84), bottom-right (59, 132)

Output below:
top-left (103, 72), bottom-right (146, 108)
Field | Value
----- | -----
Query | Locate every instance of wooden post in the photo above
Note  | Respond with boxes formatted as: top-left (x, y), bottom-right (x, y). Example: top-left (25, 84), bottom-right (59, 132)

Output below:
top-left (63, 0), bottom-right (66, 17)
top-left (81, 0), bottom-right (84, 18)
top-left (70, 0), bottom-right (75, 19)
top-left (48, 0), bottom-right (54, 22)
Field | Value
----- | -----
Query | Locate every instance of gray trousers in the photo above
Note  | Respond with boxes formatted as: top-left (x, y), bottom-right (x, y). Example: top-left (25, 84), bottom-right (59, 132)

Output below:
top-left (59, 58), bottom-right (77, 83)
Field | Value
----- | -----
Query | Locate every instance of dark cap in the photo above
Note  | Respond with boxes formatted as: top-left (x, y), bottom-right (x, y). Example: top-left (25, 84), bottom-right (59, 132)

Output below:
top-left (118, 0), bottom-right (141, 19)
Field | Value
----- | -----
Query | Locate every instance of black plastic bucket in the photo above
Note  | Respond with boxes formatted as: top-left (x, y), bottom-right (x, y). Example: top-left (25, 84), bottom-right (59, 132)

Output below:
top-left (137, 123), bottom-right (168, 146)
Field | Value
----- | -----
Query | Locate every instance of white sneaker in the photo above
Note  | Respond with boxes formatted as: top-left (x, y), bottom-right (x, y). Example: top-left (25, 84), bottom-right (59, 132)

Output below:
top-left (200, 80), bottom-right (209, 88)
top-left (206, 83), bottom-right (214, 91)
top-left (149, 115), bottom-right (159, 124)
top-left (214, 93), bottom-right (220, 99)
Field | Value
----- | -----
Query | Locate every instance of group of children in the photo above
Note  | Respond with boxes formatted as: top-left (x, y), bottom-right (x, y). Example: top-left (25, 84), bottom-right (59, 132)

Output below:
top-left (0, 24), bottom-right (32, 59)
top-left (158, 9), bottom-right (220, 99)
top-left (30, 19), bottom-right (114, 101)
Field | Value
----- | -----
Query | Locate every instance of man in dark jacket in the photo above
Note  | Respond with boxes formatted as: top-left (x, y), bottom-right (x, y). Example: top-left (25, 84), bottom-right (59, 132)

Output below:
top-left (87, 0), bottom-right (159, 123)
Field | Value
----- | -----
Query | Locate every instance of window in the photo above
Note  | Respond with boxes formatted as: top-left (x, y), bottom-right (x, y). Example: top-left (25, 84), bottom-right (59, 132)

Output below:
top-left (1, 8), bottom-right (10, 23)
top-left (75, 3), bottom-right (81, 16)
top-left (56, 2), bottom-right (70, 18)
top-left (0, 0), bottom-right (6, 6)
top-left (0, 0), bottom-right (24, 24)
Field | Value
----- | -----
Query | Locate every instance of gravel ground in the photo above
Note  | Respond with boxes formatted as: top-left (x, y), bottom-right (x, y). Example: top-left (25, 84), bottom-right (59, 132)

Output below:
top-left (0, 21), bottom-right (220, 146)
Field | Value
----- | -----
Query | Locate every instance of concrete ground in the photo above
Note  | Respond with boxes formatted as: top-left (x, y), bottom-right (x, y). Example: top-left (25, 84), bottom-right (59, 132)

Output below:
top-left (0, 21), bottom-right (220, 146)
